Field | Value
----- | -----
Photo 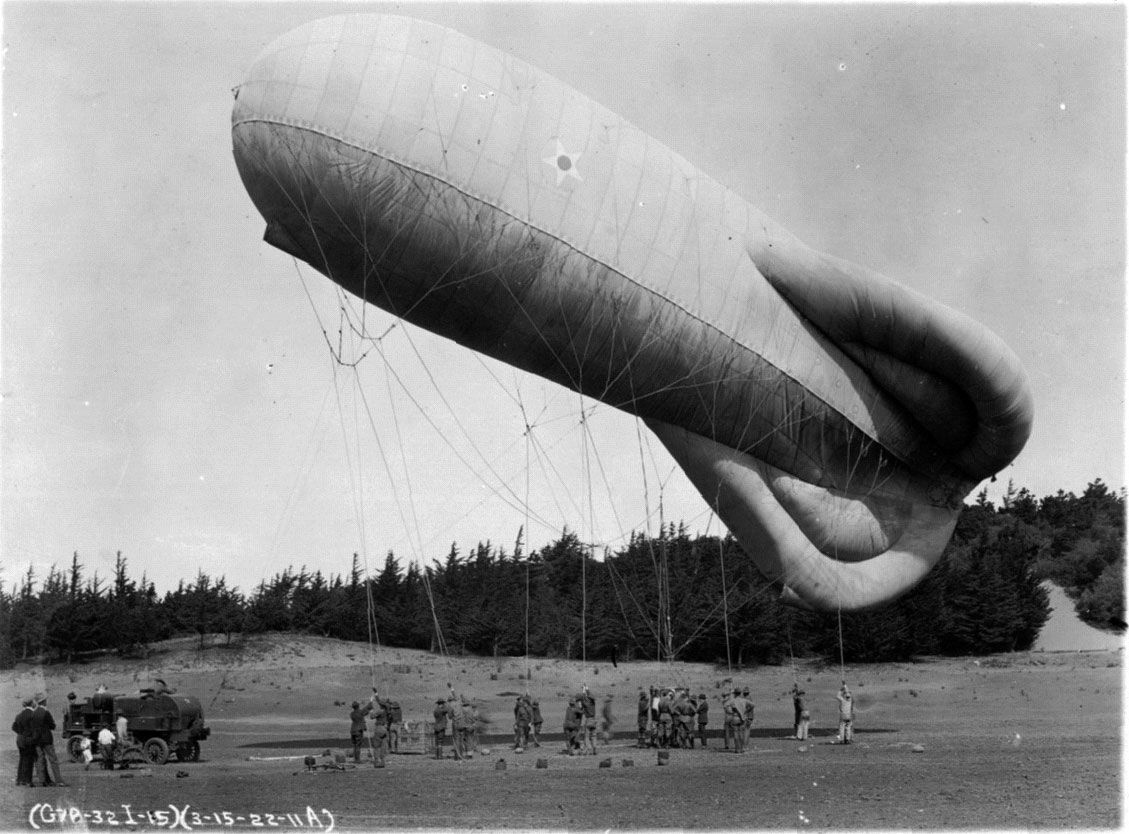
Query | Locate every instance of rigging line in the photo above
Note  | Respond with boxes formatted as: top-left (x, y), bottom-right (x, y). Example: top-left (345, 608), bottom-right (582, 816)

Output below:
top-left (786, 615), bottom-right (798, 687)
top-left (520, 390), bottom-right (532, 686)
top-left (603, 552), bottom-right (661, 645)
top-left (578, 389), bottom-right (593, 671)
top-left (602, 554), bottom-right (647, 652)
top-left (269, 380), bottom-right (334, 558)
top-left (350, 349), bottom-right (450, 663)
top-left (327, 357), bottom-right (371, 575)
top-left (374, 326), bottom-right (560, 532)
top-left (718, 529), bottom-right (733, 676)
top-left (837, 602), bottom-right (846, 683)
top-left (335, 330), bottom-right (381, 685)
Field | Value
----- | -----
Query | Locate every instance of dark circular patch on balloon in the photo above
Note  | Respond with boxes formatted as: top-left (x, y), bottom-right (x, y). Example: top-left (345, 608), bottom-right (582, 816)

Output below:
top-left (557, 155), bottom-right (572, 171)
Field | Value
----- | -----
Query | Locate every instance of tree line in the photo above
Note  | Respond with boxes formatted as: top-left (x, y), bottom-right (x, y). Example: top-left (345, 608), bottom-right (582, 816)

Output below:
top-left (0, 479), bottom-right (1121, 669)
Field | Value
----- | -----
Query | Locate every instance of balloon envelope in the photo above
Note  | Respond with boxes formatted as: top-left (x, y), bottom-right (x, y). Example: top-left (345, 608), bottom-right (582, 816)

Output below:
top-left (231, 14), bottom-right (1033, 611)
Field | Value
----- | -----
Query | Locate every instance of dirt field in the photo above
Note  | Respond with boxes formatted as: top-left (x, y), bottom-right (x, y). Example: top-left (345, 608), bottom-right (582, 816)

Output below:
top-left (1, 635), bottom-right (1121, 830)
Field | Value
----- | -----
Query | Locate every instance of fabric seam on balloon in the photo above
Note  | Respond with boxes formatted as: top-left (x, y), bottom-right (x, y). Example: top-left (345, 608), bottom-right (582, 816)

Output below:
top-left (232, 113), bottom-right (905, 472)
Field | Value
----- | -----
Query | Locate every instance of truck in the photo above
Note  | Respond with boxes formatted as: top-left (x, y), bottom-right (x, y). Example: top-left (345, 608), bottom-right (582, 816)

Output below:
top-left (62, 688), bottom-right (211, 765)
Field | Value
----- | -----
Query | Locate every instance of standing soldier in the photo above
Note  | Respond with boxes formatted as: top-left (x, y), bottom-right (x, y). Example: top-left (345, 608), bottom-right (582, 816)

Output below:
top-left (721, 690), bottom-right (734, 750)
top-left (513, 695), bottom-right (532, 751)
top-left (725, 689), bottom-right (747, 754)
top-left (386, 699), bottom-right (402, 753)
top-left (115, 711), bottom-right (129, 747)
top-left (531, 699), bottom-right (543, 747)
top-left (599, 694), bottom-right (614, 744)
top-left (656, 689), bottom-right (674, 749)
top-left (636, 691), bottom-right (650, 748)
top-left (450, 696), bottom-right (470, 760)
top-left (741, 687), bottom-right (755, 751)
top-left (33, 693), bottom-right (67, 787)
top-left (562, 697), bottom-right (583, 755)
top-left (468, 699), bottom-right (481, 757)
top-left (432, 698), bottom-right (448, 760)
top-left (696, 693), bottom-right (709, 748)
top-left (836, 683), bottom-right (854, 744)
top-left (677, 691), bottom-right (696, 748)
top-left (12, 696), bottom-right (37, 786)
top-left (791, 685), bottom-right (806, 739)
top-left (349, 697), bottom-right (374, 764)
top-left (371, 716), bottom-right (389, 767)
top-left (579, 687), bottom-right (597, 754)
top-left (97, 723), bottom-right (117, 770)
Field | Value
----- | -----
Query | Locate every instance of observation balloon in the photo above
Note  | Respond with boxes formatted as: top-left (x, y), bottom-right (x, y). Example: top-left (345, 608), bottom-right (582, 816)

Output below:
top-left (231, 14), bottom-right (1033, 611)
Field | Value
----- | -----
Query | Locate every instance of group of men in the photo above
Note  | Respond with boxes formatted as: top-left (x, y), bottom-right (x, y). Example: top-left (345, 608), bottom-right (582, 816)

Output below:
top-left (561, 686), bottom-right (612, 755)
top-left (348, 689), bottom-right (404, 767)
top-left (636, 688), bottom-right (710, 749)
top-left (510, 693), bottom-right (543, 751)
top-left (788, 681), bottom-right (854, 743)
top-left (431, 690), bottom-right (482, 760)
top-left (342, 678), bottom-right (856, 767)
top-left (11, 692), bottom-right (67, 787)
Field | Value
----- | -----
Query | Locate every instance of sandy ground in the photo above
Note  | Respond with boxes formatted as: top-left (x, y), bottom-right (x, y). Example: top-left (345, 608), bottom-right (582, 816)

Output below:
top-left (1, 635), bottom-right (1121, 830)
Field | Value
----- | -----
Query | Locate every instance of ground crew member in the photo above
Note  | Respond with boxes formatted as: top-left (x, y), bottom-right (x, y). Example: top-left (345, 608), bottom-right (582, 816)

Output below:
top-left (696, 693), bottom-right (709, 747)
top-left (792, 685), bottom-right (807, 739)
top-left (599, 694), bottom-right (614, 744)
top-left (115, 711), bottom-right (129, 746)
top-left (675, 691), bottom-right (695, 748)
top-left (468, 699), bottom-right (482, 756)
top-left (97, 724), bottom-right (116, 770)
top-left (563, 697), bottom-right (583, 755)
top-left (386, 699), bottom-right (402, 753)
top-left (12, 696), bottom-right (37, 786)
top-left (453, 696), bottom-right (473, 759)
top-left (721, 691), bottom-right (734, 750)
top-left (741, 687), bottom-right (754, 751)
top-left (726, 689), bottom-right (747, 754)
top-left (349, 695), bottom-right (374, 763)
top-left (371, 716), bottom-right (389, 767)
top-left (33, 693), bottom-right (66, 787)
top-left (836, 683), bottom-right (854, 744)
top-left (657, 689), bottom-right (674, 748)
top-left (531, 699), bottom-right (543, 747)
top-left (432, 698), bottom-right (448, 759)
top-left (514, 695), bottom-right (532, 750)
top-left (636, 691), bottom-right (650, 748)
top-left (579, 687), bottom-right (597, 754)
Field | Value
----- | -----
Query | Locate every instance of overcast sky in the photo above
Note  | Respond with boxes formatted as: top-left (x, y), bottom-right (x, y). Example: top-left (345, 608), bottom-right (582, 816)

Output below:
top-left (3, 2), bottom-right (1124, 595)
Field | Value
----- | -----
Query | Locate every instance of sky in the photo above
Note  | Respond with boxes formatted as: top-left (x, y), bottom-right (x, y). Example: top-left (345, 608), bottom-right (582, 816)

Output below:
top-left (2, 2), bottom-right (1124, 596)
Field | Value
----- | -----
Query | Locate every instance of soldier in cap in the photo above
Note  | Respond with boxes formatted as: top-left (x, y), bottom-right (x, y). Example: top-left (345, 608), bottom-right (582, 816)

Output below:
top-left (12, 696), bottom-right (38, 786)
top-left (741, 687), bottom-right (754, 751)
top-left (836, 683), bottom-right (854, 744)
top-left (33, 692), bottom-right (66, 786)
top-left (599, 694), bottom-right (614, 744)
top-left (579, 686), bottom-right (597, 754)
top-left (386, 698), bottom-right (402, 753)
top-left (696, 693), bottom-right (709, 748)
top-left (530, 699), bottom-right (543, 747)
top-left (349, 695), bottom-right (374, 764)
top-left (791, 684), bottom-right (807, 739)
top-left (432, 698), bottom-right (448, 759)
top-left (513, 695), bottom-right (532, 751)
top-left (725, 689), bottom-right (748, 754)
top-left (636, 691), bottom-right (650, 748)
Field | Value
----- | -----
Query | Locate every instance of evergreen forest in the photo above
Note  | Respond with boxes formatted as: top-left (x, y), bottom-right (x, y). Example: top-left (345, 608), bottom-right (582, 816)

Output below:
top-left (1, 480), bottom-right (1122, 669)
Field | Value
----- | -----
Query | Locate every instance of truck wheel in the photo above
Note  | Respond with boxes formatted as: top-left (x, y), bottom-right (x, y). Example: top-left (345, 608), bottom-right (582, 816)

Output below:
top-left (143, 737), bottom-right (170, 765)
top-left (67, 735), bottom-right (86, 763)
